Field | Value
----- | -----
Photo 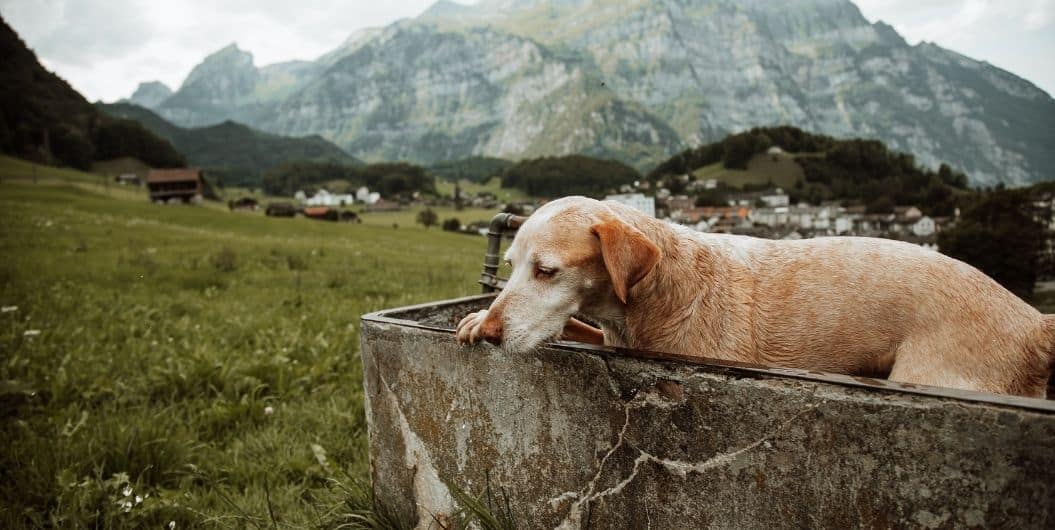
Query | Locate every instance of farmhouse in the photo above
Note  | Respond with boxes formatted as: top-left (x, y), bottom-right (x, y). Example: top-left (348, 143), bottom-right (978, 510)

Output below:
top-left (147, 169), bottom-right (204, 203)
top-left (229, 197), bottom-right (259, 211)
top-left (604, 193), bottom-right (656, 218)
top-left (265, 202), bottom-right (298, 217)
top-left (303, 206), bottom-right (339, 221)
top-left (304, 189), bottom-right (355, 207)
top-left (114, 173), bottom-right (142, 186)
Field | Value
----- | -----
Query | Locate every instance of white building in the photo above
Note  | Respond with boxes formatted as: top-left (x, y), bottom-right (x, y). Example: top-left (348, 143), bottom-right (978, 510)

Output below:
top-left (605, 193), bottom-right (656, 218)
top-left (912, 216), bottom-right (936, 237)
top-left (305, 189), bottom-right (355, 207)
top-left (356, 186), bottom-right (381, 205)
top-left (835, 215), bottom-right (853, 235)
top-left (761, 189), bottom-right (790, 207)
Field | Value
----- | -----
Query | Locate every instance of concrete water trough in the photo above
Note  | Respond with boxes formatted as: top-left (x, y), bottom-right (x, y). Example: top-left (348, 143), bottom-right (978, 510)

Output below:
top-left (361, 294), bottom-right (1055, 529)
top-left (360, 212), bottom-right (1054, 528)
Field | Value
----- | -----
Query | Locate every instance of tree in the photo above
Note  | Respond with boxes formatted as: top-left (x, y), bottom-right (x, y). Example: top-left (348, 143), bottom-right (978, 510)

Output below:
top-left (695, 190), bottom-right (727, 207)
top-left (938, 190), bottom-right (1044, 299)
top-left (866, 196), bottom-right (895, 214)
top-left (416, 208), bottom-right (438, 229)
top-left (442, 218), bottom-right (461, 231)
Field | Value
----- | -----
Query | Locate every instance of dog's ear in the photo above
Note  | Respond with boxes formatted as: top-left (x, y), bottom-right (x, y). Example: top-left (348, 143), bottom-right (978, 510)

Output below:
top-left (591, 217), bottom-right (661, 304)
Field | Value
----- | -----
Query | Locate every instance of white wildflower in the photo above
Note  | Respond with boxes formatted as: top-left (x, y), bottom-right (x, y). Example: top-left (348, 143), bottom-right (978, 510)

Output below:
top-left (1, 306), bottom-right (17, 313)
top-left (168, 521), bottom-right (176, 529)
top-left (23, 329), bottom-right (40, 337)
top-left (122, 485), bottom-right (133, 497)
top-left (264, 406), bottom-right (274, 416)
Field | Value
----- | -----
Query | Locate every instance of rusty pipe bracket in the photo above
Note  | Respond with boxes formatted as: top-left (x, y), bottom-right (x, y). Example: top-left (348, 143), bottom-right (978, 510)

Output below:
top-left (480, 213), bottom-right (526, 293)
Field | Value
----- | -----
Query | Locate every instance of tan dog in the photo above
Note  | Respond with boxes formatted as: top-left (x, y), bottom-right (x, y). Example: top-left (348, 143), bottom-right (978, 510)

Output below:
top-left (457, 196), bottom-right (1055, 397)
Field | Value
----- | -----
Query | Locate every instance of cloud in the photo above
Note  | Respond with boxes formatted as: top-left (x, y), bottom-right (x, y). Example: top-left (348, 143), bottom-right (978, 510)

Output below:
top-left (855, 0), bottom-right (1055, 95)
top-left (1, 0), bottom-right (441, 100)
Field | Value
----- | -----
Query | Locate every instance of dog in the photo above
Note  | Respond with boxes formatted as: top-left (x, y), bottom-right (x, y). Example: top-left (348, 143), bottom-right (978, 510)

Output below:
top-left (456, 196), bottom-right (1055, 398)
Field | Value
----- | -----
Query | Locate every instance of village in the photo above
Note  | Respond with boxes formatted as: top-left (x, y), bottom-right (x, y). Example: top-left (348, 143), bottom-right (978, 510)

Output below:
top-left (121, 164), bottom-right (1055, 255)
top-left (605, 188), bottom-right (945, 250)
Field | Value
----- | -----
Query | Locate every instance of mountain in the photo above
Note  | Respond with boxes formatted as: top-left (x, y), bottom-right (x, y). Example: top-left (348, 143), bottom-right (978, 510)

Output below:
top-left (152, 43), bottom-right (321, 128)
top-left (127, 81), bottom-right (173, 108)
top-left (130, 0), bottom-right (1055, 185)
top-left (0, 16), bottom-right (184, 170)
top-left (98, 102), bottom-right (360, 187)
top-left (261, 25), bottom-right (682, 170)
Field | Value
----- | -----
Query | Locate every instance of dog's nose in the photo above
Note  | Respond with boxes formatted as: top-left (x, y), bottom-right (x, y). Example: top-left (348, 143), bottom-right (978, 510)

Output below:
top-left (478, 315), bottom-right (503, 345)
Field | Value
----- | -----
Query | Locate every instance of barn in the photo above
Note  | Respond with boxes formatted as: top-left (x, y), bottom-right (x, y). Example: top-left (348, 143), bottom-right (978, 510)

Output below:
top-left (147, 169), bottom-right (204, 203)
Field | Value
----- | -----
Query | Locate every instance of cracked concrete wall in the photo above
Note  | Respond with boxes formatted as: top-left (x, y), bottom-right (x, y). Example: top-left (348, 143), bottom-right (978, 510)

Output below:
top-left (361, 296), bottom-right (1055, 529)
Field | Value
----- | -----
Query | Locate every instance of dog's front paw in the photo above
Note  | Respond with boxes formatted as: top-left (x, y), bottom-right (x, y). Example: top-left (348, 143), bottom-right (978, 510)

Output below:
top-left (455, 309), bottom-right (489, 345)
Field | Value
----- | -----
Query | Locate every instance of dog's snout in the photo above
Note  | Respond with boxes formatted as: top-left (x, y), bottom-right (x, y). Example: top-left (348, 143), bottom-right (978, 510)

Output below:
top-left (478, 314), bottom-right (503, 345)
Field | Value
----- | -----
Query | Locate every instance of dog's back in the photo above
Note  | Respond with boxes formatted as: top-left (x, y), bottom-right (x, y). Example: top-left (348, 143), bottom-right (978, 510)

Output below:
top-left (607, 201), bottom-right (1055, 397)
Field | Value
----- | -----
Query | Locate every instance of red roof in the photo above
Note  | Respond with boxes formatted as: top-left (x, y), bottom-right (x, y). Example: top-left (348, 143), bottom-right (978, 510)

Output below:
top-left (147, 169), bottom-right (201, 184)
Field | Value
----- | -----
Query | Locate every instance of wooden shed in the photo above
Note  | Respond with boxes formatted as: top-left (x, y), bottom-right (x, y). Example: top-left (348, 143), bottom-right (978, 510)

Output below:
top-left (147, 169), bottom-right (204, 203)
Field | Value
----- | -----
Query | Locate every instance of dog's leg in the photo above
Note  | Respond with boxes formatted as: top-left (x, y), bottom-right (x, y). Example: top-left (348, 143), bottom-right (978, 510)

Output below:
top-left (560, 317), bottom-right (605, 345)
top-left (887, 338), bottom-right (991, 394)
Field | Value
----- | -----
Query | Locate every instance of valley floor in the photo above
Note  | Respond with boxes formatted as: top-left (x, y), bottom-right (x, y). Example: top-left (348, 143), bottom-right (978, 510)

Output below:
top-left (0, 168), bottom-right (496, 527)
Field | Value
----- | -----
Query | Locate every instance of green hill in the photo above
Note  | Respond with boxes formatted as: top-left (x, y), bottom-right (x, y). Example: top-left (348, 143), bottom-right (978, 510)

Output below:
top-left (691, 151), bottom-right (806, 190)
top-left (0, 16), bottom-right (184, 170)
top-left (97, 102), bottom-right (360, 187)
top-left (651, 126), bottom-right (970, 216)
top-left (501, 154), bottom-right (640, 198)
top-left (427, 156), bottom-right (513, 183)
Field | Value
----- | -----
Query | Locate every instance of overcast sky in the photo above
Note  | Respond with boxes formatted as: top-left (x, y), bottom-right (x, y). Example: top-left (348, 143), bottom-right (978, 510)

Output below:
top-left (1, 0), bottom-right (1052, 102)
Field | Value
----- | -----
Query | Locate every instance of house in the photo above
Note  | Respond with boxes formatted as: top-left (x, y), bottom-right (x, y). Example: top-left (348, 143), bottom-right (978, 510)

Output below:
top-left (303, 206), bottom-right (339, 221)
top-left (306, 189), bottom-right (355, 207)
top-left (265, 202), bottom-right (298, 217)
top-left (605, 193), bottom-right (656, 218)
top-left (911, 216), bottom-right (936, 237)
top-left (676, 206), bottom-right (750, 230)
top-left (115, 173), bottom-right (142, 186)
top-left (356, 186), bottom-right (381, 205)
top-left (666, 195), bottom-right (695, 213)
top-left (894, 206), bottom-right (923, 221)
top-left (147, 169), bottom-right (204, 203)
top-left (229, 197), bottom-right (259, 211)
top-left (835, 215), bottom-right (854, 235)
top-left (761, 189), bottom-right (790, 207)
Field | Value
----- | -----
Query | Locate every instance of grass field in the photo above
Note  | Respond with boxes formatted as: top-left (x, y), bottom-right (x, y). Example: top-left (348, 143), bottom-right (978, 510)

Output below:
top-left (434, 176), bottom-right (531, 203)
top-left (691, 152), bottom-right (805, 190)
top-left (0, 160), bottom-right (502, 527)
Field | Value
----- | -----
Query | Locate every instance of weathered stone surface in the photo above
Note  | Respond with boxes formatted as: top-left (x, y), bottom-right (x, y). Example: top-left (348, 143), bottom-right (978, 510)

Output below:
top-left (361, 295), bottom-right (1055, 529)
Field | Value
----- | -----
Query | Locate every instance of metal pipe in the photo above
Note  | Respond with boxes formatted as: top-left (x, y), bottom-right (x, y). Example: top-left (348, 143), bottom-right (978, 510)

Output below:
top-left (480, 213), bottom-right (526, 293)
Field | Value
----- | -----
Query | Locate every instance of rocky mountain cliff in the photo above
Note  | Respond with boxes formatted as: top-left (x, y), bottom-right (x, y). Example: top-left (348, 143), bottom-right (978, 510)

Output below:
top-left (132, 0), bottom-right (1055, 185)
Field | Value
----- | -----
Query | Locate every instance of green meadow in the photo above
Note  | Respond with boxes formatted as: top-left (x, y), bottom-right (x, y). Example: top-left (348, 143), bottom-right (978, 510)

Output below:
top-left (0, 160), bottom-right (501, 528)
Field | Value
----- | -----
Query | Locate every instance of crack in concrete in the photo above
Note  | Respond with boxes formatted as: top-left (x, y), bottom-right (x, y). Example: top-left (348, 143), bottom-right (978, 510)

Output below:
top-left (551, 402), bottom-right (816, 529)
top-left (549, 401), bottom-right (634, 528)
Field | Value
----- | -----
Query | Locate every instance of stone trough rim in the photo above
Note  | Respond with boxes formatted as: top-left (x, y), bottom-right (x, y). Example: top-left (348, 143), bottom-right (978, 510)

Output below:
top-left (361, 293), bottom-right (1055, 414)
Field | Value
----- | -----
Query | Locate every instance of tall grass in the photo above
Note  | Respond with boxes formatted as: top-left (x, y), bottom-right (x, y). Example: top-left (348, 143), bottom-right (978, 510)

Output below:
top-left (0, 178), bottom-right (494, 528)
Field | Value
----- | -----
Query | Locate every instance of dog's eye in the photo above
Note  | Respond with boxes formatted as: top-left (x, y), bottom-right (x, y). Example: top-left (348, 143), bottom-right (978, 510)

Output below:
top-left (535, 265), bottom-right (557, 279)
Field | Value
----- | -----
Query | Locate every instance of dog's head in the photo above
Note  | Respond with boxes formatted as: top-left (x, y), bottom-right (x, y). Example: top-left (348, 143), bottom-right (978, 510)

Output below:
top-left (477, 196), bottom-right (661, 353)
